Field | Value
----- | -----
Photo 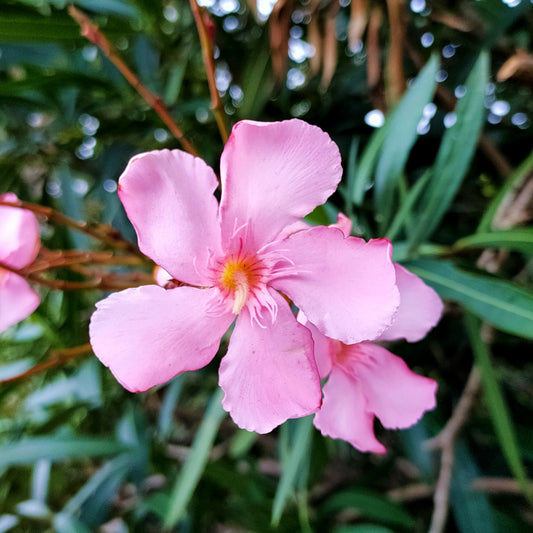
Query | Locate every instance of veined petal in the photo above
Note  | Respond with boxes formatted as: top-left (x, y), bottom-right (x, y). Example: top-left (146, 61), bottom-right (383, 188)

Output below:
top-left (0, 271), bottom-right (40, 333)
top-left (0, 193), bottom-right (40, 269)
top-left (345, 342), bottom-right (437, 429)
top-left (271, 227), bottom-right (399, 344)
top-left (377, 264), bottom-right (443, 343)
top-left (219, 290), bottom-right (321, 433)
top-left (219, 119), bottom-right (342, 250)
top-left (314, 366), bottom-right (386, 454)
top-left (118, 150), bottom-right (221, 285)
top-left (297, 312), bottom-right (335, 379)
top-left (89, 286), bottom-right (233, 392)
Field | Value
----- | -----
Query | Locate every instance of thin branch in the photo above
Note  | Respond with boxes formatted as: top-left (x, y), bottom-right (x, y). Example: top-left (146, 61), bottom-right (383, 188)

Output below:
top-left (68, 5), bottom-right (200, 156)
top-left (425, 367), bottom-right (481, 450)
top-left (471, 477), bottom-right (533, 495)
top-left (0, 343), bottom-right (93, 385)
top-left (189, 0), bottom-right (229, 143)
top-left (424, 366), bottom-right (482, 533)
top-left (0, 198), bottom-right (143, 257)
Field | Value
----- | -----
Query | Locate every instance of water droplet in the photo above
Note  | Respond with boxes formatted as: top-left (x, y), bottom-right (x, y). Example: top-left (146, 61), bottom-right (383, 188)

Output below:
top-left (490, 100), bottom-right (510, 117)
top-left (364, 109), bottom-right (385, 128)
top-left (421, 33), bottom-right (434, 48)
top-left (443, 112), bottom-right (457, 128)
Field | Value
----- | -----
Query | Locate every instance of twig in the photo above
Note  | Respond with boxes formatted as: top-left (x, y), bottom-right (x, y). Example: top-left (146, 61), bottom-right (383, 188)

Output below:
top-left (0, 198), bottom-right (143, 257)
top-left (387, 483), bottom-right (434, 502)
top-left (424, 366), bottom-right (481, 533)
top-left (68, 5), bottom-right (200, 156)
top-left (471, 477), bottom-right (533, 495)
top-left (0, 343), bottom-right (93, 385)
top-left (189, 0), bottom-right (229, 143)
top-left (25, 249), bottom-right (147, 274)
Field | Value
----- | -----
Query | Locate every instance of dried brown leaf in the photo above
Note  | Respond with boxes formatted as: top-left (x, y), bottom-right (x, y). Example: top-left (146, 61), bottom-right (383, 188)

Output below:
top-left (385, 0), bottom-right (407, 105)
top-left (269, 0), bottom-right (294, 85)
top-left (348, 0), bottom-right (368, 53)
top-left (497, 49), bottom-right (533, 86)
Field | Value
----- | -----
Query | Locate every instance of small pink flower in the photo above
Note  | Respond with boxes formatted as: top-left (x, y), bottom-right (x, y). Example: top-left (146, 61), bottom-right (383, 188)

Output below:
top-left (302, 260), bottom-right (442, 453)
top-left (0, 193), bottom-right (40, 333)
top-left (89, 119), bottom-right (400, 433)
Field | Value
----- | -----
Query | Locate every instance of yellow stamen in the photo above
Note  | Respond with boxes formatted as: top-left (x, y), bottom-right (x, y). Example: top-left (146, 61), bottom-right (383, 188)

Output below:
top-left (220, 258), bottom-right (258, 314)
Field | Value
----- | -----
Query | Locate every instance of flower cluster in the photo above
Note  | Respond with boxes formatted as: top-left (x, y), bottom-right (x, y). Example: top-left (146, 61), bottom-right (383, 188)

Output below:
top-left (89, 119), bottom-right (442, 449)
top-left (0, 193), bottom-right (40, 333)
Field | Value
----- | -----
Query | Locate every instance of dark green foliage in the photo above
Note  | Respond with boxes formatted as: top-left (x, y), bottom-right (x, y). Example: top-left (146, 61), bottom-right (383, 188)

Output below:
top-left (1, 0), bottom-right (532, 531)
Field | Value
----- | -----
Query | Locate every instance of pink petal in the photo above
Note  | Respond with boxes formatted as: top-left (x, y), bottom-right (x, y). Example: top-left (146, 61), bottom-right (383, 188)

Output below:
top-left (118, 150), bottom-right (221, 286)
top-left (314, 366), bottom-right (386, 454)
top-left (89, 285), bottom-right (233, 392)
top-left (297, 312), bottom-right (335, 379)
top-left (219, 119), bottom-right (342, 250)
top-left (271, 227), bottom-right (400, 344)
top-left (377, 264), bottom-right (443, 342)
top-left (0, 193), bottom-right (40, 269)
top-left (330, 213), bottom-right (352, 237)
top-left (345, 342), bottom-right (437, 429)
top-left (0, 271), bottom-right (40, 333)
top-left (219, 290), bottom-right (321, 433)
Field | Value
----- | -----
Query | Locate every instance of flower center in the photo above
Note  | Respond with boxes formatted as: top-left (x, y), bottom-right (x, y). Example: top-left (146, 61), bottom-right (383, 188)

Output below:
top-left (219, 257), bottom-right (261, 314)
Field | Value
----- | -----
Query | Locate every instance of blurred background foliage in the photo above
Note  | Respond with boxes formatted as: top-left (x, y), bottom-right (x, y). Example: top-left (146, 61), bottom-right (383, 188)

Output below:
top-left (0, 0), bottom-right (532, 531)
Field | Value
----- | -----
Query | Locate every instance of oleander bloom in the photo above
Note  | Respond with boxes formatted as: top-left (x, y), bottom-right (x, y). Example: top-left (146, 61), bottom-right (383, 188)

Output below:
top-left (89, 119), bottom-right (400, 433)
top-left (301, 260), bottom-right (442, 453)
top-left (0, 193), bottom-right (40, 333)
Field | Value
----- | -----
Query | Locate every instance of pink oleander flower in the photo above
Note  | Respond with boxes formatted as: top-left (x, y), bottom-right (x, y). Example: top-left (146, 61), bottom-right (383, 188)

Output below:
top-left (89, 119), bottom-right (400, 433)
top-left (0, 193), bottom-right (40, 333)
top-left (299, 218), bottom-right (442, 451)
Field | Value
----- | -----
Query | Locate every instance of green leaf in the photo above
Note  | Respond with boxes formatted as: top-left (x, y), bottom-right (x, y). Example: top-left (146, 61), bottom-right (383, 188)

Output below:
top-left (320, 489), bottom-right (414, 529)
top-left (374, 54), bottom-right (439, 227)
top-left (229, 429), bottom-right (257, 459)
top-left (351, 125), bottom-right (387, 207)
top-left (404, 259), bottom-right (533, 339)
top-left (464, 313), bottom-right (533, 503)
top-left (0, 437), bottom-right (127, 468)
top-left (408, 52), bottom-right (488, 250)
top-left (271, 416), bottom-right (313, 526)
top-left (157, 375), bottom-right (185, 439)
top-left (450, 439), bottom-right (497, 533)
top-left (454, 228), bottom-right (533, 255)
top-left (239, 35), bottom-right (272, 119)
top-left (164, 388), bottom-right (226, 528)
top-left (386, 170), bottom-right (431, 241)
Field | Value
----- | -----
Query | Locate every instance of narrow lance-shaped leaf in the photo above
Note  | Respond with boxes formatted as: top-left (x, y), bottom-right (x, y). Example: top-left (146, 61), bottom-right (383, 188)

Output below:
top-left (464, 312), bottom-right (533, 504)
top-left (404, 259), bottom-right (533, 340)
top-left (374, 54), bottom-right (439, 228)
top-left (271, 415), bottom-right (314, 526)
top-left (164, 388), bottom-right (226, 528)
top-left (454, 228), bottom-right (533, 255)
top-left (408, 52), bottom-right (489, 250)
top-left (0, 437), bottom-right (127, 468)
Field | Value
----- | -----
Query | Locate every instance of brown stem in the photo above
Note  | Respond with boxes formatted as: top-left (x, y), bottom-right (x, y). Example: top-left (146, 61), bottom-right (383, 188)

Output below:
top-left (0, 343), bottom-right (93, 385)
top-left (189, 0), bottom-right (229, 143)
top-left (424, 367), bottom-right (481, 533)
top-left (24, 249), bottom-right (148, 275)
top-left (471, 477), bottom-right (533, 495)
top-left (0, 199), bottom-right (143, 257)
top-left (1, 257), bottom-right (154, 291)
top-left (385, 0), bottom-right (407, 105)
top-left (68, 5), bottom-right (200, 156)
